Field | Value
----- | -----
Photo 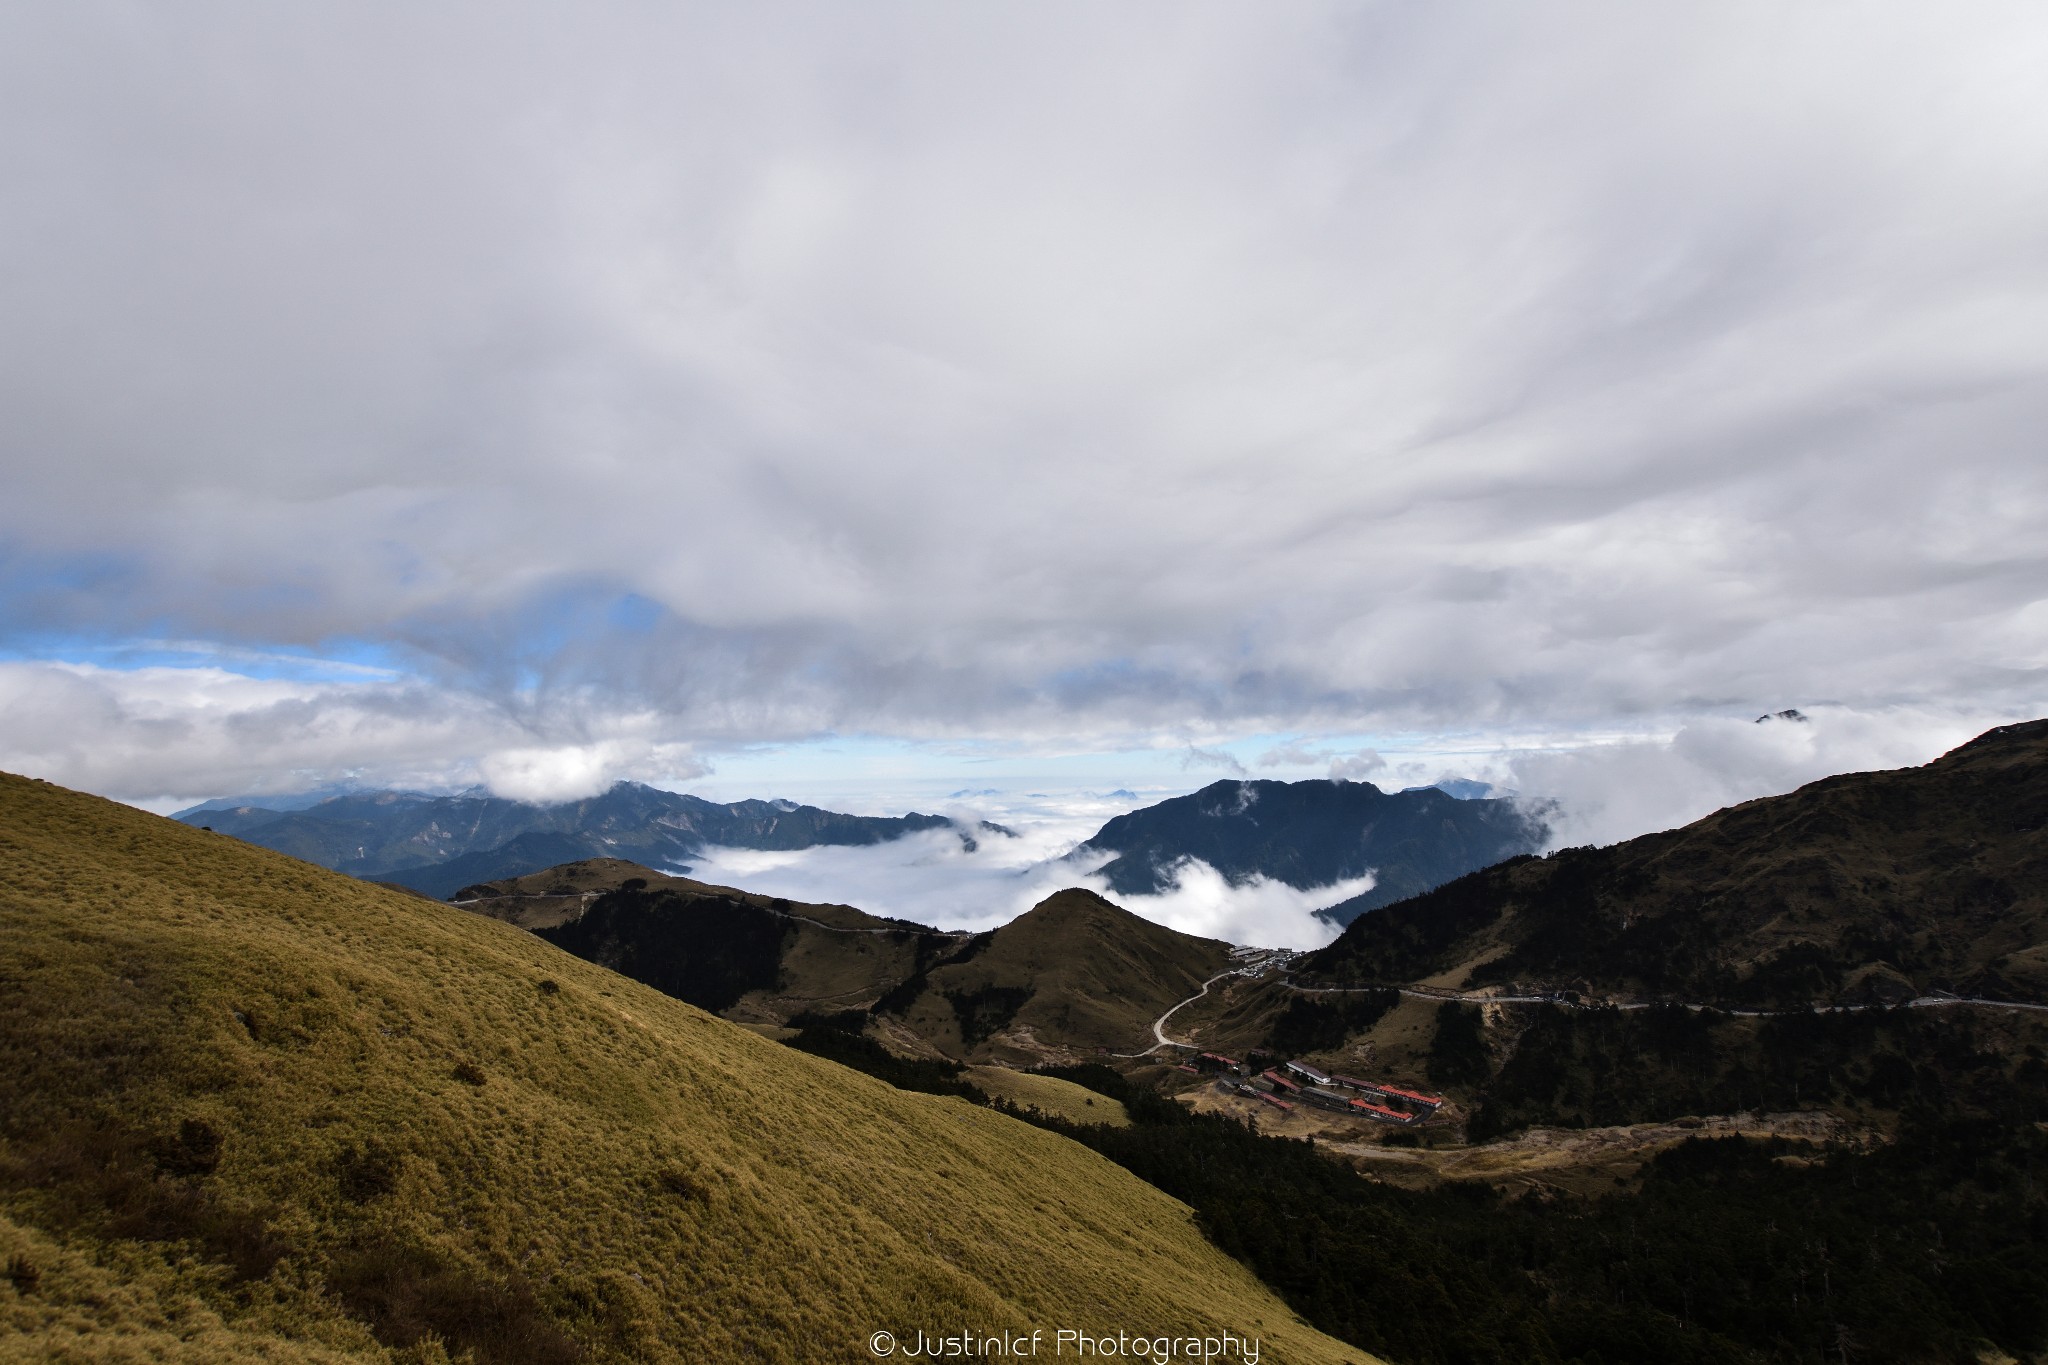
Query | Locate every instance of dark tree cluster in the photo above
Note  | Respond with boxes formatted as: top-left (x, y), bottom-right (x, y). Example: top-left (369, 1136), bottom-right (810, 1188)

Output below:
top-left (1266, 989), bottom-right (1399, 1056)
top-left (1451, 1003), bottom-right (2047, 1141)
top-left (799, 1037), bottom-right (2048, 1364)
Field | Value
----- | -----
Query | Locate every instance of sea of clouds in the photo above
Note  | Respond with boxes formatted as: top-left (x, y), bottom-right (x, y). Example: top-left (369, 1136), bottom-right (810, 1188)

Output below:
top-left (685, 789), bottom-right (1368, 950)
top-left (680, 703), bottom-right (2015, 946)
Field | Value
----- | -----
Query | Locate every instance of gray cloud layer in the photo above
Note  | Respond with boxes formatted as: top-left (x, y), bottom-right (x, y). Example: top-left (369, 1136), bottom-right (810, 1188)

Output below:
top-left (2, 3), bottom-right (2045, 803)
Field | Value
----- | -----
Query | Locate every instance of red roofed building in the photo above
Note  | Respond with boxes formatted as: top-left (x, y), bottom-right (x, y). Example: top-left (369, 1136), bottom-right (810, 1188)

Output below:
top-left (1350, 1099), bottom-right (1419, 1124)
top-left (1378, 1084), bottom-right (1445, 1109)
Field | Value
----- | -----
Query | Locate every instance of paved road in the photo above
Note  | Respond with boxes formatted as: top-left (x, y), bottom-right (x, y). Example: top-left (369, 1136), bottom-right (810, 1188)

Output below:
top-left (1285, 979), bottom-right (2048, 1017)
top-left (1113, 968), bottom-right (1239, 1058)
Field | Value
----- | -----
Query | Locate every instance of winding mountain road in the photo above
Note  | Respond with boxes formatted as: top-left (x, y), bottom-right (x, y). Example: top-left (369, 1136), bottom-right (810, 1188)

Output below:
top-left (1285, 979), bottom-right (2048, 1017)
top-left (1114, 968), bottom-right (1240, 1058)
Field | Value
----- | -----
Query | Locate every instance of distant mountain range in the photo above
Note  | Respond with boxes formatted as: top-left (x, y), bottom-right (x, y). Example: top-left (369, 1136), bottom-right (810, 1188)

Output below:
top-left (176, 774), bottom-right (1542, 922)
top-left (1077, 777), bottom-right (1547, 926)
top-left (173, 782), bottom-right (988, 899)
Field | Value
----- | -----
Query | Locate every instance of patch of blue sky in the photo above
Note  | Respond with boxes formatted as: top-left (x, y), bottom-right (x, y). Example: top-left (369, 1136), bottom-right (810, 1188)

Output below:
top-left (0, 548), bottom-right (145, 637)
top-left (0, 546), bottom-right (142, 596)
top-left (422, 583), bottom-right (673, 689)
top-left (516, 581), bottom-right (670, 651)
top-left (604, 592), bottom-right (663, 633)
top-left (676, 734), bottom-right (1200, 815)
top-left (0, 629), bottom-right (408, 683)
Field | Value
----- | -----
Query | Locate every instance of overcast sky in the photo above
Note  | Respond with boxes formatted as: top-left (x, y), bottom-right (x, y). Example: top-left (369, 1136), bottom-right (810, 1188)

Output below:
top-left (3, 3), bottom-right (2045, 856)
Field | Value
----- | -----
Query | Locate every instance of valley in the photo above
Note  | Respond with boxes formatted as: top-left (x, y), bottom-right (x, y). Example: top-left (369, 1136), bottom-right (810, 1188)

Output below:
top-left (0, 772), bottom-right (1370, 1365)
top-left (6, 720), bottom-right (2048, 1363)
top-left (13, 10), bottom-right (2041, 1362)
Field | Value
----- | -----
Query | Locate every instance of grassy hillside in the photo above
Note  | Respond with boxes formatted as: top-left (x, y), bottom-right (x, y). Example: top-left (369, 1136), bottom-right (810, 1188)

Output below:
top-left (963, 1068), bottom-right (1132, 1128)
top-left (883, 889), bottom-right (1235, 1061)
top-left (1303, 719), bottom-right (2048, 1005)
top-left (0, 772), bottom-right (1371, 1364)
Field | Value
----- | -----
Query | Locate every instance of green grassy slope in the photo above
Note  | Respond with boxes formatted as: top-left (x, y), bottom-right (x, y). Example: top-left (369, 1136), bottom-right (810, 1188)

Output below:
top-left (963, 1068), bottom-right (1132, 1128)
top-left (0, 773), bottom-right (1372, 1365)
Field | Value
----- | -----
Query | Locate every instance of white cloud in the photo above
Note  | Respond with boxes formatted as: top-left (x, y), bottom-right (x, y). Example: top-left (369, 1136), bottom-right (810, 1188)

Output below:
top-left (476, 740), bottom-right (703, 804)
top-left (1505, 704), bottom-right (2002, 848)
top-left (0, 661), bottom-right (707, 809)
top-left (1254, 742), bottom-right (1387, 784)
top-left (687, 791), bottom-right (1354, 949)
top-left (1181, 746), bottom-right (1249, 777)
top-left (1327, 750), bottom-right (1388, 783)
top-left (0, 4), bottom-right (2044, 822)
top-left (1098, 858), bottom-right (1358, 950)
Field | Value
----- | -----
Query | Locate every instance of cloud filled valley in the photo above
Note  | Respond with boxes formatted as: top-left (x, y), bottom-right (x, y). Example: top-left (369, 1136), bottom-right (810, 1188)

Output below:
top-left (685, 809), bottom-right (1373, 950)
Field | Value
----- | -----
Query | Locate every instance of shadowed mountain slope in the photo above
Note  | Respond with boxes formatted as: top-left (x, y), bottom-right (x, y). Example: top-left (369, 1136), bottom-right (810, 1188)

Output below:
top-left (880, 889), bottom-right (1236, 1060)
top-left (175, 781), bottom-right (963, 896)
top-left (1081, 779), bottom-right (1545, 927)
top-left (457, 865), bottom-right (1232, 1061)
top-left (458, 858), bottom-right (963, 1026)
top-left (0, 772), bottom-right (1370, 1364)
top-left (1301, 719), bottom-right (2048, 1006)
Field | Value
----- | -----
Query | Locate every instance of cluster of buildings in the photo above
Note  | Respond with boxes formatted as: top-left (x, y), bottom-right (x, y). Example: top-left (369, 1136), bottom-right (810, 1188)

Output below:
top-left (1181, 1052), bottom-right (1446, 1126)
top-left (1224, 945), bottom-right (1303, 978)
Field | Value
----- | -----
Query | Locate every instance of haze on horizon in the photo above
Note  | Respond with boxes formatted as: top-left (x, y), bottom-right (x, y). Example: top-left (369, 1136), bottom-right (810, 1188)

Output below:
top-left (2, 3), bottom-right (2045, 858)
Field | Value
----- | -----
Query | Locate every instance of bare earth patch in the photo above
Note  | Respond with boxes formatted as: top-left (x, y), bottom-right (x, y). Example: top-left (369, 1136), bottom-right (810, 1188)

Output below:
top-left (1182, 1080), bottom-right (1858, 1197)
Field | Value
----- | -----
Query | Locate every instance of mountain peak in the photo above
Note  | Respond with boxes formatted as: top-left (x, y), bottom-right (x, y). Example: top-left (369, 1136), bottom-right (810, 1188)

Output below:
top-left (1080, 775), bottom-right (1545, 925)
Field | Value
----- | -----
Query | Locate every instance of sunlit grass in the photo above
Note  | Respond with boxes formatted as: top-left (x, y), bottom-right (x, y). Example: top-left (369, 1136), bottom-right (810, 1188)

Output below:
top-left (965, 1068), bottom-right (1133, 1128)
top-left (0, 773), bottom-right (1372, 1363)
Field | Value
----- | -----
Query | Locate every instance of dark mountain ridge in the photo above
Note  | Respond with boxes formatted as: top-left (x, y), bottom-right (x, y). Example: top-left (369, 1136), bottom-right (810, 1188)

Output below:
top-left (457, 857), bottom-right (967, 1028)
top-left (452, 861), bottom-right (1227, 1060)
top-left (1080, 777), bottom-right (1546, 926)
top-left (1301, 718), bottom-right (2048, 1006)
top-left (176, 780), bottom-right (969, 898)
